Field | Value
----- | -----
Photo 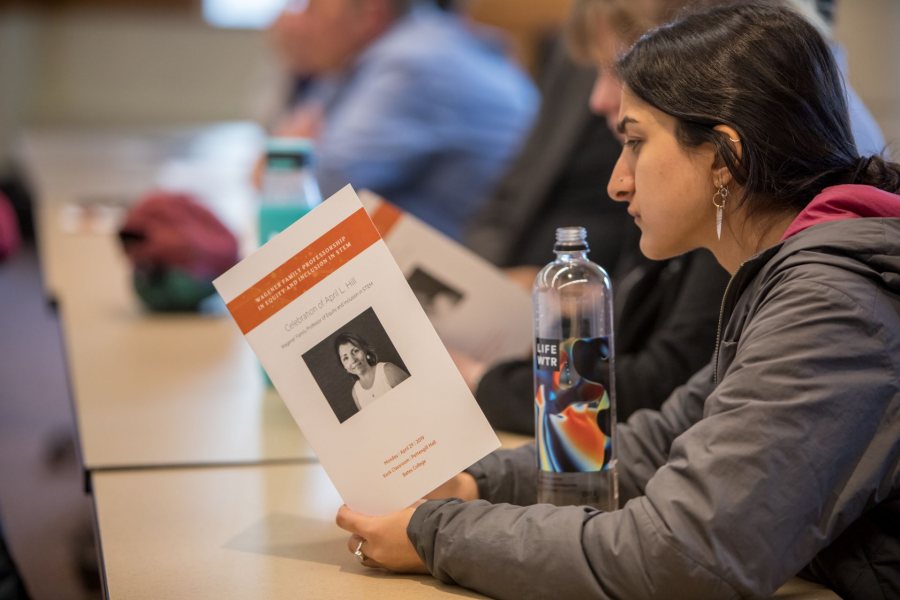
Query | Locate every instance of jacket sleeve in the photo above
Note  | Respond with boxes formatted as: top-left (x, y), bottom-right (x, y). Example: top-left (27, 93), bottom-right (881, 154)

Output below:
top-left (409, 277), bottom-right (898, 599)
top-left (466, 362), bottom-right (713, 507)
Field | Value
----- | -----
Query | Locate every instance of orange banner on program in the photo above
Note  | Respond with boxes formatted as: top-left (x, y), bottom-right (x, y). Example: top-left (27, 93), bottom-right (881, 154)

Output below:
top-left (370, 201), bottom-right (402, 237)
top-left (227, 208), bottom-right (381, 334)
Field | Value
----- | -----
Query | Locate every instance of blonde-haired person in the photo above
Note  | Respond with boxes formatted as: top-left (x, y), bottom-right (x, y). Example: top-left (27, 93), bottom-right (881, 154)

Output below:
top-left (464, 0), bottom-right (731, 431)
top-left (568, 0), bottom-right (884, 155)
top-left (469, 0), bottom-right (881, 433)
top-left (335, 3), bottom-right (900, 598)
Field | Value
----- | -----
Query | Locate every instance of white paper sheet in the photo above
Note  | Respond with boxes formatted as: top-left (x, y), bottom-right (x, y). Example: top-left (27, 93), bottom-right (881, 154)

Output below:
top-left (214, 185), bottom-right (500, 515)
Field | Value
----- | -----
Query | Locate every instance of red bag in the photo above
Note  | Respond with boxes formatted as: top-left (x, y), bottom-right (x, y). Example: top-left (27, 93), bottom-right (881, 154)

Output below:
top-left (118, 191), bottom-right (238, 280)
top-left (118, 191), bottom-right (240, 311)
top-left (0, 192), bottom-right (21, 262)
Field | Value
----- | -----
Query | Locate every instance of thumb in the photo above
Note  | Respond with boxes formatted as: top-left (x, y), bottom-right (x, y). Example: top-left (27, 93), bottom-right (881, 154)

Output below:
top-left (335, 504), bottom-right (367, 535)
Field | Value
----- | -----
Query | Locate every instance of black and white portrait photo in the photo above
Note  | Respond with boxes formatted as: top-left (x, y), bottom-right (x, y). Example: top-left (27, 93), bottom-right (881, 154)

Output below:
top-left (302, 307), bottom-right (410, 423)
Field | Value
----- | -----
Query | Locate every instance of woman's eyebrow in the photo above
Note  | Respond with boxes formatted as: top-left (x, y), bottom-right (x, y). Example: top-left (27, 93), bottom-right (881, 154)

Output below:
top-left (617, 116), bottom-right (638, 135)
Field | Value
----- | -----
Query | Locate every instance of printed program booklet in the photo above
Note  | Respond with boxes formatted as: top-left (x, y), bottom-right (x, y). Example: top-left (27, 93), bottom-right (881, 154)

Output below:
top-left (214, 185), bottom-right (500, 515)
top-left (359, 190), bottom-right (532, 364)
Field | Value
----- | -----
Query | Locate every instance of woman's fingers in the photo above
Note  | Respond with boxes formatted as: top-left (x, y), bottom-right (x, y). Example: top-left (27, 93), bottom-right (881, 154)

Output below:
top-left (335, 504), bottom-right (427, 573)
top-left (346, 533), bottom-right (365, 554)
top-left (339, 508), bottom-right (384, 569)
top-left (336, 504), bottom-right (366, 535)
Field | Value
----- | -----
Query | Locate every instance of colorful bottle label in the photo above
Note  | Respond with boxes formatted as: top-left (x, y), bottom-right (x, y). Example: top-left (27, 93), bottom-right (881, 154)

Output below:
top-left (535, 336), bottom-right (613, 473)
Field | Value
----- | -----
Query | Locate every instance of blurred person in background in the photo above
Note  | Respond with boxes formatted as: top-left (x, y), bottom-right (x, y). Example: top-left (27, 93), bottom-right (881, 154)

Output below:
top-left (0, 519), bottom-right (29, 600)
top-left (460, 0), bottom-right (731, 429)
top-left (459, 0), bottom-right (885, 431)
top-left (265, 0), bottom-right (537, 241)
top-left (780, 0), bottom-right (884, 156)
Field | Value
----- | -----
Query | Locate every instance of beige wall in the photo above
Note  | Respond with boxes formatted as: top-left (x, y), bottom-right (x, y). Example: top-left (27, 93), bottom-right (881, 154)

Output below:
top-left (0, 1), bottom-right (898, 169)
top-left (0, 10), bottom-right (42, 168)
top-left (28, 9), bottom-right (270, 125)
top-left (0, 7), bottom-right (273, 169)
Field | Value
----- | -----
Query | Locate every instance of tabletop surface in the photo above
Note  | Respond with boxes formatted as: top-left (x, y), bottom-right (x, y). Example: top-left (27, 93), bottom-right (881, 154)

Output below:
top-left (19, 124), bottom-right (318, 471)
top-left (93, 463), bottom-right (489, 600)
top-left (92, 461), bottom-right (839, 600)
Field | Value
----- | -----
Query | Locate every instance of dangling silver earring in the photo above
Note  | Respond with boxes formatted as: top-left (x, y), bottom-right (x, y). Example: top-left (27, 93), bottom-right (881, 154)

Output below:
top-left (712, 184), bottom-right (729, 240)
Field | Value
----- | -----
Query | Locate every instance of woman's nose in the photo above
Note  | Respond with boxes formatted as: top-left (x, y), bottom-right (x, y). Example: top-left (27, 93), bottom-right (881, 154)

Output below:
top-left (607, 154), bottom-right (634, 203)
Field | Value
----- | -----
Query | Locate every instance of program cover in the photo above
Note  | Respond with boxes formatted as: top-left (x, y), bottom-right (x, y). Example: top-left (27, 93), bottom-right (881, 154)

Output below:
top-left (214, 186), bottom-right (500, 515)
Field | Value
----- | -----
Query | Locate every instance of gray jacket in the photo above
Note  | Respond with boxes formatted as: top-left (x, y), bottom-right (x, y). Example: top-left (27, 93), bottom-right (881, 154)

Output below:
top-left (408, 213), bottom-right (900, 599)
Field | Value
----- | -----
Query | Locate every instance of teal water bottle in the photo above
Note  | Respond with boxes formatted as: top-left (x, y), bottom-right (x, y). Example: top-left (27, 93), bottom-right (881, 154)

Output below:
top-left (258, 137), bottom-right (322, 244)
top-left (258, 138), bottom-right (322, 387)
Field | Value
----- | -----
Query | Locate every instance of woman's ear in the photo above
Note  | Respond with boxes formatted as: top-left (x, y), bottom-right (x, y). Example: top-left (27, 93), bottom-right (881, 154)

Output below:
top-left (711, 124), bottom-right (742, 186)
top-left (713, 124), bottom-right (742, 158)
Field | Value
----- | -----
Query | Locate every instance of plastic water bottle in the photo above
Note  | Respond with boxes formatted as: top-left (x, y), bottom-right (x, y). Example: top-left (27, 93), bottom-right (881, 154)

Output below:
top-left (258, 137), bottom-right (322, 244)
top-left (533, 226), bottom-right (618, 510)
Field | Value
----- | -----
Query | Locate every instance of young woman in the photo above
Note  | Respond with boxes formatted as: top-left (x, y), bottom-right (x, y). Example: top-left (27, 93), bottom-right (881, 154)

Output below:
top-left (466, 0), bottom-right (883, 433)
top-left (336, 4), bottom-right (900, 598)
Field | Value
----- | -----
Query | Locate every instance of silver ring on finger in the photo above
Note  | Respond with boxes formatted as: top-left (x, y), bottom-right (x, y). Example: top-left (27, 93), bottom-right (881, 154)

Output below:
top-left (353, 539), bottom-right (367, 564)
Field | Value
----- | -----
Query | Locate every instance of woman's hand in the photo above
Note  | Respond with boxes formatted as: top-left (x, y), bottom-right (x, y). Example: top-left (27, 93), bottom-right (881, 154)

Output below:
top-left (425, 472), bottom-right (479, 501)
top-left (449, 350), bottom-right (488, 391)
top-left (336, 503), bottom-right (429, 573)
top-left (504, 265), bottom-right (540, 292)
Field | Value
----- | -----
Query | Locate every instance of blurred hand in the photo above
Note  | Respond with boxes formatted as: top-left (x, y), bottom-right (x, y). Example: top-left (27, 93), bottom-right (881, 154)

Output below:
top-left (251, 155), bottom-right (267, 191)
top-left (275, 103), bottom-right (324, 139)
top-left (252, 104), bottom-right (325, 190)
top-left (504, 265), bottom-right (539, 292)
top-left (449, 349), bottom-right (488, 391)
top-left (424, 472), bottom-right (478, 501)
top-left (336, 503), bottom-right (428, 573)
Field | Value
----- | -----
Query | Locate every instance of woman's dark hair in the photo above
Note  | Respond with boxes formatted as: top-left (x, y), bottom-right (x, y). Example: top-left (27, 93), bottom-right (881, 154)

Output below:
top-left (616, 2), bottom-right (900, 218)
top-left (334, 333), bottom-right (378, 376)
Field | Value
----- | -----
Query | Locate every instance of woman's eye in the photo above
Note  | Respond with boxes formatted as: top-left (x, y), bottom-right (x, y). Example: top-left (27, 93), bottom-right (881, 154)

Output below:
top-left (624, 139), bottom-right (642, 150)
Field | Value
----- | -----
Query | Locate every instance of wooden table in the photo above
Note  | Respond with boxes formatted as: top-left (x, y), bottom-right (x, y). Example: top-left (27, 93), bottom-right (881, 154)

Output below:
top-left (92, 461), bottom-right (839, 600)
top-left (19, 123), bottom-right (261, 301)
top-left (92, 463), bottom-right (487, 599)
top-left (19, 124), bottom-right (316, 475)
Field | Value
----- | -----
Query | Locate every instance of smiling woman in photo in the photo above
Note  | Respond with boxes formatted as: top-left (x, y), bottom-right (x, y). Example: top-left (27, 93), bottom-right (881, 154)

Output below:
top-left (335, 333), bottom-right (410, 410)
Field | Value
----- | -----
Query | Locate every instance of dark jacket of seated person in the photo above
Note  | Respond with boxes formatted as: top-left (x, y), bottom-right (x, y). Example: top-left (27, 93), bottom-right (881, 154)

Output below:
top-left (476, 225), bottom-right (728, 432)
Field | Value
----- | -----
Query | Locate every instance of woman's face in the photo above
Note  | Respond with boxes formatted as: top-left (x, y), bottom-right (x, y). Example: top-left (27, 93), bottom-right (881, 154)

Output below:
top-left (338, 342), bottom-right (368, 377)
top-left (606, 87), bottom-right (718, 260)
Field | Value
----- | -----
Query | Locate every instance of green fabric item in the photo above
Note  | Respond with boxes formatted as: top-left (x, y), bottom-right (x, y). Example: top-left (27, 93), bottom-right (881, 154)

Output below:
top-left (132, 267), bottom-right (215, 312)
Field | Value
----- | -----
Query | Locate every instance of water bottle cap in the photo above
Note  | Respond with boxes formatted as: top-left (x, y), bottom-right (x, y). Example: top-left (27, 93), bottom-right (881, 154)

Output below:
top-left (266, 137), bottom-right (315, 168)
top-left (554, 226), bottom-right (589, 251)
top-left (266, 137), bottom-right (315, 154)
